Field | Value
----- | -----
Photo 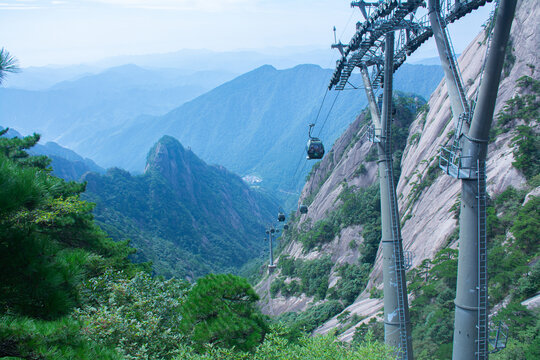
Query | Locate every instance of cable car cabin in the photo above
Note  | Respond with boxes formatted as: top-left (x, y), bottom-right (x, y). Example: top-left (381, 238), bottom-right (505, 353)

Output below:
top-left (277, 212), bottom-right (286, 222)
top-left (299, 205), bottom-right (308, 214)
top-left (306, 138), bottom-right (324, 160)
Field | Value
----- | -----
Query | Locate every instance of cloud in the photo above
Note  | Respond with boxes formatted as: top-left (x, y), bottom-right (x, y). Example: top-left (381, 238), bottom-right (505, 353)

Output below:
top-left (0, 1), bottom-right (42, 10)
top-left (0, 0), bottom-right (258, 12)
top-left (87, 0), bottom-right (254, 11)
top-left (0, 0), bottom-right (42, 10)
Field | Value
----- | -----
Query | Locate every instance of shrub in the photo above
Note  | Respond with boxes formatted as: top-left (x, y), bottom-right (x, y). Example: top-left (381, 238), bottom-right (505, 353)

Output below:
top-left (173, 326), bottom-right (394, 359)
top-left (76, 271), bottom-right (189, 360)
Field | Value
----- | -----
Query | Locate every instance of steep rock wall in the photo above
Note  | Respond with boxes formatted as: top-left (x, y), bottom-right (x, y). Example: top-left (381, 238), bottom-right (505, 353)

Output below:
top-left (257, 0), bottom-right (538, 340)
top-left (319, 0), bottom-right (538, 341)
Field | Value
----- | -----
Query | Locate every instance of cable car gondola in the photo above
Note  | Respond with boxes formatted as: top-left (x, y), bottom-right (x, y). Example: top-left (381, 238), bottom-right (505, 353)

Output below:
top-left (299, 204), bottom-right (308, 214)
top-left (306, 123), bottom-right (324, 160)
top-left (277, 212), bottom-right (286, 222)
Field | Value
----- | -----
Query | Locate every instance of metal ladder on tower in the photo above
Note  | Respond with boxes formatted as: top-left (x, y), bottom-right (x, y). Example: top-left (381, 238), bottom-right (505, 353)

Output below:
top-left (384, 122), bottom-right (409, 359)
top-left (476, 159), bottom-right (488, 360)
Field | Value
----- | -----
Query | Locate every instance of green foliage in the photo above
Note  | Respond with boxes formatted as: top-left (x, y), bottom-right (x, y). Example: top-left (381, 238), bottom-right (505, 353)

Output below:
top-left (407, 249), bottom-right (458, 360)
top-left (0, 130), bottom-right (50, 169)
top-left (278, 301), bottom-right (345, 334)
top-left (298, 219), bottom-right (339, 251)
top-left (418, 104), bottom-right (430, 129)
top-left (328, 263), bottom-right (371, 306)
top-left (488, 189), bottom-right (538, 304)
top-left (502, 39), bottom-right (516, 78)
top-left (409, 133), bottom-right (421, 145)
top-left (272, 256), bottom-right (333, 300)
top-left (353, 163), bottom-right (367, 177)
top-left (490, 303), bottom-right (540, 360)
top-left (0, 315), bottom-right (121, 359)
top-left (173, 326), bottom-right (394, 359)
top-left (335, 313), bottom-right (364, 336)
top-left (236, 255), bottom-right (268, 286)
top-left (408, 184), bottom-right (540, 359)
top-left (0, 132), bottom-right (144, 358)
top-left (352, 320), bottom-right (384, 345)
top-left (338, 184), bottom-right (381, 265)
top-left (75, 271), bottom-right (189, 360)
top-left (449, 194), bottom-right (461, 220)
top-left (274, 183), bottom-right (381, 311)
top-left (365, 146), bottom-right (378, 162)
top-left (369, 287), bottom-right (383, 299)
top-left (492, 75), bottom-right (539, 143)
top-left (306, 161), bottom-right (322, 182)
top-left (515, 260), bottom-right (540, 300)
top-left (180, 274), bottom-right (268, 353)
top-left (84, 136), bottom-right (279, 279)
top-left (511, 125), bottom-right (540, 180)
top-left (391, 95), bottom-right (425, 181)
top-left (0, 134), bottom-right (139, 320)
top-left (406, 158), bottom-right (440, 207)
top-left (511, 196), bottom-right (539, 252)
top-left (0, 48), bottom-right (19, 85)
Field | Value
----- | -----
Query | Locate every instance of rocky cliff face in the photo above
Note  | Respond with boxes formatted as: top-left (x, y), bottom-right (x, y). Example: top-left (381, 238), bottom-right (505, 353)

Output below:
top-left (257, 0), bottom-right (539, 341)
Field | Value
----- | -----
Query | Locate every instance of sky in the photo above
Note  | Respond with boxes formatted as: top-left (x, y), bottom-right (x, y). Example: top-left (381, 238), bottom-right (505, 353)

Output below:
top-left (0, 0), bottom-right (495, 68)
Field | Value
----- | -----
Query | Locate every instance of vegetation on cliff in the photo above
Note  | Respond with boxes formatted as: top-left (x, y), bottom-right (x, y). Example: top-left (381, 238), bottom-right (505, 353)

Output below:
top-left (268, 94), bottom-right (424, 321)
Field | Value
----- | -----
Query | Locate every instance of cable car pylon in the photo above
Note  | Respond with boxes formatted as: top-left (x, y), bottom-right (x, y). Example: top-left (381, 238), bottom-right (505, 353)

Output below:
top-left (430, 0), bottom-right (517, 358)
top-left (265, 227), bottom-right (278, 273)
top-left (327, 1), bottom-right (506, 358)
top-left (372, 32), bottom-right (413, 360)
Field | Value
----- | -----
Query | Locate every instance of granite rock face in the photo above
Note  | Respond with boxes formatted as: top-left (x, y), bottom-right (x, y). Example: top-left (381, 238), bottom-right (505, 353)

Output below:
top-left (257, 0), bottom-right (538, 340)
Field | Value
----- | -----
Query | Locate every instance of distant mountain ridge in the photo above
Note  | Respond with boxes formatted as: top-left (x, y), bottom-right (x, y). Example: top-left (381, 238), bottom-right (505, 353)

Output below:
top-left (0, 126), bottom-right (104, 181)
top-left (60, 63), bottom-right (442, 207)
top-left (0, 64), bottom-right (236, 145)
top-left (2, 61), bottom-right (442, 208)
top-left (83, 135), bottom-right (280, 279)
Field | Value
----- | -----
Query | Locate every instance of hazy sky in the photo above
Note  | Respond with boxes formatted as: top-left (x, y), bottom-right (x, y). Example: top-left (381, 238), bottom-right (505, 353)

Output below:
top-left (1, 0), bottom-right (495, 67)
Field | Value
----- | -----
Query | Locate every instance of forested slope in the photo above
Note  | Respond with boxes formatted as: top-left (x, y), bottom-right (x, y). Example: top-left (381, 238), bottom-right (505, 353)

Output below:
top-left (83, 135), bottom-right (280, 279)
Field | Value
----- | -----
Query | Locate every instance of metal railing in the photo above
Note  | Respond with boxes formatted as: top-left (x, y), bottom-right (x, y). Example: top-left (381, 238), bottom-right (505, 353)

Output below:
top-left (439, 146), bottom-right (477, 179)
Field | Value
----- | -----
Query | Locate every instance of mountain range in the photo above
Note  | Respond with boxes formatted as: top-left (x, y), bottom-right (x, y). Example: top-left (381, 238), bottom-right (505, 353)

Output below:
top-left (1, 61), bottom-right (442, 209)
top-left (0, 64), bottom-right (237, 145)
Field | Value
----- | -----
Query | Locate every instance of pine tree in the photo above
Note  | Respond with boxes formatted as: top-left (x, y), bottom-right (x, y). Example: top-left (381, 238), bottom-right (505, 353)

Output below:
top-left (0, 133), bottom-right (141, 319)
top-left (180, 273), bottom-right (268, 352)
top-left (0, 48), bottom-right (19, 85)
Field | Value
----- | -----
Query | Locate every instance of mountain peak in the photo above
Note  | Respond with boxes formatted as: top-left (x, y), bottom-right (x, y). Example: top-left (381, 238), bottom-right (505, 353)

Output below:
top-left (143, 135), bottom-right (207, 199)
top-left (145, 135), bottom-right (188, 175)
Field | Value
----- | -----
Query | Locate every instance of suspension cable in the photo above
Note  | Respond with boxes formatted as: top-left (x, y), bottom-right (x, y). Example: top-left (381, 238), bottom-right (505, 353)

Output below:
top-left (285, 6), bottom-right (359, 201)
top-left (317, 90), bottom-right (341, 138)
